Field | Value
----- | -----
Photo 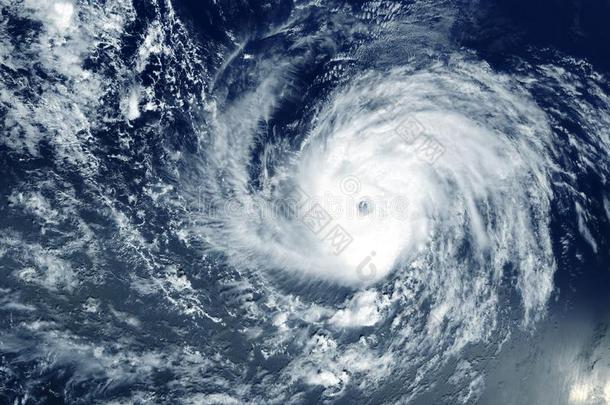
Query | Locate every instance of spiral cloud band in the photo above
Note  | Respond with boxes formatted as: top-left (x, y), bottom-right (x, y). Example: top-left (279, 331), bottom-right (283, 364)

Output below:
top-left (185, 52), bottom-right (568, 399)
top-left (199, 57), bottom-right (556, 304)
top-left (2, 0), bottom-right (610, 402)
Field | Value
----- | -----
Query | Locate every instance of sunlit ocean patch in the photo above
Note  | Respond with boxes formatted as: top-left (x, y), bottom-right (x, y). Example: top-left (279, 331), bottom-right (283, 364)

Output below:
top-left (1, 0), bottom-right (609, 403)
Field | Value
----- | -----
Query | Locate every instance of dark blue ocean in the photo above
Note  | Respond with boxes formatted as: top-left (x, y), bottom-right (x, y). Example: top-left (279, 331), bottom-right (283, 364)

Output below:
top-left (1, 0), bottom-right (609, 403)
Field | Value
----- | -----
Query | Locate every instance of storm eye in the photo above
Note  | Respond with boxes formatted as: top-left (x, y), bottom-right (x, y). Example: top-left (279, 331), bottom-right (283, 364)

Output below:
top-left (358, 199), bottom-right (371, 216)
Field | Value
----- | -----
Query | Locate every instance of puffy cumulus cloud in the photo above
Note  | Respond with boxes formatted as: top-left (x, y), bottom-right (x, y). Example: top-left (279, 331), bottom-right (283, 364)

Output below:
top-left (329, 290), bottom-right (389, 328)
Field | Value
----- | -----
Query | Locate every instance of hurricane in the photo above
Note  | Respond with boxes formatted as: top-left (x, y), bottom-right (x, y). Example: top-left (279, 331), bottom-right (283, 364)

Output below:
top-left (1, 0), bottom-right (610, 404)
